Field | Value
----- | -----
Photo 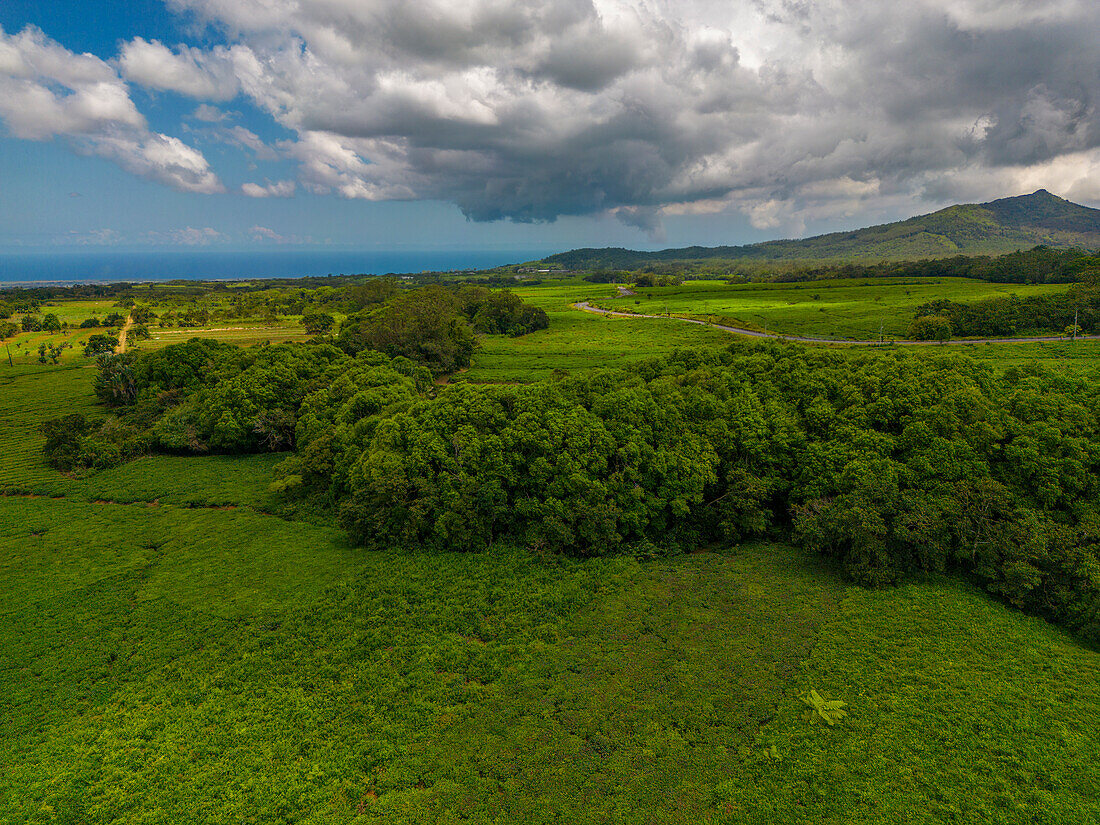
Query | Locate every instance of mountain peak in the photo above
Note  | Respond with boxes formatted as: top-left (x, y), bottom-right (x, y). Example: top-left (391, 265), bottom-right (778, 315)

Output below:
top-left (541, 191), bottom-right (1100, 268)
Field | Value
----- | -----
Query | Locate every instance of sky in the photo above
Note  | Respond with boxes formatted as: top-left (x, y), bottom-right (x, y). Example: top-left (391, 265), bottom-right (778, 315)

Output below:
top-left (1, 0), bottom-right (1099, 254)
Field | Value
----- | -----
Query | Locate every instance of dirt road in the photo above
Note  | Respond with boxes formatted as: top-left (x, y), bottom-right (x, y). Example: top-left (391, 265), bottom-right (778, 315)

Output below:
top-left (115, 313), bottom-right (134, 354)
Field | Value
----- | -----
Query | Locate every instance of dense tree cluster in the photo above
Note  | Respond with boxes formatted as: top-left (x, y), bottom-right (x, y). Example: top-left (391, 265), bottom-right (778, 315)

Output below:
top-left (269, 343), bottom-right (1100, 644)
top-left (457, 286), bottom-right (550, 336)
top-left (45, 325), bottom-right (1100, 645)
top-left (914, 286), bottom-right (1100, 337)
top-left (337, 285), bottom-right (547, 373)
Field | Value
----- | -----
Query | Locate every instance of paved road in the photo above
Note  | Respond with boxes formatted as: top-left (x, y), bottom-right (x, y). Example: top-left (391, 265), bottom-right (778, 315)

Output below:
top-left (573, 302), bottom-right (1100, 346)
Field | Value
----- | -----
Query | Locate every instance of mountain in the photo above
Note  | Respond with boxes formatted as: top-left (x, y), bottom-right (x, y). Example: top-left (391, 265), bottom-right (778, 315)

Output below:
top-left (540, 190), bottom-right (1100, 269)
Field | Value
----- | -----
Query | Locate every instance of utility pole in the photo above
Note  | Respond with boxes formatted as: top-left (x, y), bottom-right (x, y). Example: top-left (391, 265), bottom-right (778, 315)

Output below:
top-left (4, 344), bottom-right (11, 367)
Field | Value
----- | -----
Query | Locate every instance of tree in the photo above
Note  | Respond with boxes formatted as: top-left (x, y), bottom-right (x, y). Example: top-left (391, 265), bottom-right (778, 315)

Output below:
top-left (41, 313), bottom-right (62, 333)
top-left (93, 353), bottom-right (138, 404)
top-left (907, 314), bottom-right (952, 341)
top-left (37, 342), bottom-right (63, 364)
top-left (347, 277), bottom-right (399, 310)
top-left (337, 286), bottom-right (476, 373)
top-left (21, 315), bottom-right (40, 332)
top-left (84, 333), bottom-right (119, 357)
top-left (301, 312), bottom-right (335, 336)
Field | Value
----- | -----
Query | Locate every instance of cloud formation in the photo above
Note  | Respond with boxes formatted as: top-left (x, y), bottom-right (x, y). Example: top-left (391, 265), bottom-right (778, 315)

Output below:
top-left (241, 179), bottom-right (296, 197)
top-left (8, 2), bottom-right (1100, 235)
top-left (117, 37), bottom-right (239, 100)
top-left (0, 25), bottom-right (224, 194)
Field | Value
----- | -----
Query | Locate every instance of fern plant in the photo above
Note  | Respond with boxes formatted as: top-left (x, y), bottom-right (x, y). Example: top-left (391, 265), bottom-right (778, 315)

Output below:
top-left (800, 689), bottom-right (848, 725)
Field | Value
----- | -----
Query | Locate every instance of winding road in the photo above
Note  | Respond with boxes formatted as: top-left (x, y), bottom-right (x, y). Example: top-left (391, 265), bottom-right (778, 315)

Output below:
top-left (572, 302), bottom-right (1100, 347)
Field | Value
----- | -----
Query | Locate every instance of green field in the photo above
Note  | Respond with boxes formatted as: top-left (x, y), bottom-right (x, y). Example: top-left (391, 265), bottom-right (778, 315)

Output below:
top-left (464, 280), bottom-right (732, 381)
top-left (2, 309), bottom-right (1100, 823)
top-left (456, 278), bottom-right (1098, 381)
top-left (591, 277), bottom-right (1066, 340)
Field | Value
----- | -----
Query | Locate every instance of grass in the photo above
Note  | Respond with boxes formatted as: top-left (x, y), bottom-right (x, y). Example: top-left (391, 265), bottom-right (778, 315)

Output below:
top-left (459, 278), bottom-right (1100, 382)
top-left (717, 579), bottom-right (1100, 823)
top-left (593, 277), bottom-right (1066, 340)
top-left (3, 495), bottom-right (1098, 823)
top-left (0, 365), bottom-right (98, 489)
top-left (2, 283), bottom-right (1099, 822)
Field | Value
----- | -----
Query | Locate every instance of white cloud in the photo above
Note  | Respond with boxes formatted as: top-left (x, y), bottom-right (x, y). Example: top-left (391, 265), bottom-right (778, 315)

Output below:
top-left (241, 179), bottom-right (296, 197)
top-left (9, 2), bottom-right (1100, 227)
top-left (117, 37), bottom-right (239, 100)
top-left (59, 228), bottom-right (123, 246)
top-left (86, 129), bottom-right (225, 194)
top-left (151, 0), bottom-right (1100, 229)
top-left (191, 103), bottom-right (229, 122)
top-left (0, 25), bottom-right (224, 194)
top-left (144, 226), bottom-right (228, 245)
top-left (249, 224), bottom-right (310, 244)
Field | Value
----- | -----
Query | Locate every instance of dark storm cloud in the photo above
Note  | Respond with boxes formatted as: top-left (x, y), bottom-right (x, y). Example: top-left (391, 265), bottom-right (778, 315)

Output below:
top-left (7, 0), bottom-right (1099, 231)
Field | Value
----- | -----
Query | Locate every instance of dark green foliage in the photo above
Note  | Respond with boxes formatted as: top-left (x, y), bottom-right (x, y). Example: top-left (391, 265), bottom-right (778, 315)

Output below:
top-left (346, 276), bottom-right (399, 309)
top-left (337, 285), bottom-right (476, 373)
top-left (40, 412), bottom-right (142, 472)
top-left (906, 314), bottom-right (952, 340)
top-left (83, 333), bottom-right (119, 357)
top-left (275, 342), bottom-right (1100, 643)
top-left (914, 286), bottom-right (1100, 336)
top-left (301, 311), bottom-right (335, 336)
top-left (583, 270), bottom-right (633, 283)
top-left (21, 315), bottom-right (40, 332)
top-left (93, 353), bottom-right (139, 405)
top-left (40, 313), bottom-right (62, 333)
top-left (0, 321), bottom-right (18, 340)
top-left (78, 317), bottom-right (102, 328)
top-left (130, 305), bottom-right (157, 323)
top-left (41, 414), bottom-right (91, 471)
top-left (458, 287), bottom-right (550, 336)
top-left (634, 272), bottom-right (683, 287)
top-left (88, 339), bottom-right (377, 456)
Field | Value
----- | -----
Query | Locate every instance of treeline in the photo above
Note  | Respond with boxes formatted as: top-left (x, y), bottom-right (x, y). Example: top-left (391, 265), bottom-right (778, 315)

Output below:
top-left (771, 246), bottom-right (1099, 285)
top-left (336, 285), bottom-right (547, 373)
top-left (911, 287), bottom-right (1100, 338)
top-left (568, 246), bottom-right (1100, 286)
top-left (285, 344), bottom-right (1099, 643)
top-left (50, 337), bottom-right (1100, 644)
top-left (43, 285), bottom-right (546, 464)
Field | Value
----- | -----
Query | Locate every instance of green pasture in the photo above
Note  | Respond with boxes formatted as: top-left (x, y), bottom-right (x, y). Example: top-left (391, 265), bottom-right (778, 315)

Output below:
top-left (464, 278), bottom-right (1099, 381)
top-left (593, 277), bottom-right (1066, 340)
top-left (2, 281), bottom-right (1099, 822)
top-left (3, 493), bottom-right (1098, 823)
top-left (465, 304), bottom-right (732, 382)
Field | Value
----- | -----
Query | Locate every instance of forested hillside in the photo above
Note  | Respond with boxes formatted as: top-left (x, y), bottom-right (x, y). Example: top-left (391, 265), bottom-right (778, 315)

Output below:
top-left (541, 190), bottom-right (1100, 269)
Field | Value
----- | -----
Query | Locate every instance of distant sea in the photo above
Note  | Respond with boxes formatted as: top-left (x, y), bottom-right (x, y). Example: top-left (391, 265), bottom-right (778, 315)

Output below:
top-left (0, 249), bottom-right (557, 286)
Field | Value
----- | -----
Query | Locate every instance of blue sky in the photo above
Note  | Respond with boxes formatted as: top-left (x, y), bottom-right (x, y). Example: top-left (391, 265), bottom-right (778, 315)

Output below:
top-left (1, 1), bottom-right (1099, 255)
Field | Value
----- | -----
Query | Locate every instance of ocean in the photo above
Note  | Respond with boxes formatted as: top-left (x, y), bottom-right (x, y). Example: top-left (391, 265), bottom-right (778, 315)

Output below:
top-left (0, 249), bottom-right (556, 286)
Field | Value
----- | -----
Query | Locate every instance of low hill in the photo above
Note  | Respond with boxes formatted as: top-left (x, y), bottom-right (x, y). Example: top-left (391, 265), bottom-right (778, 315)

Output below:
top-left (542, 190), bottom-right (1100, 269)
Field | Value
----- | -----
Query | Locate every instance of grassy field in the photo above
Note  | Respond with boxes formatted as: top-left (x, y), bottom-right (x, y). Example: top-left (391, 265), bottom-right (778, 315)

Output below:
top-left (1, 338), bottom-right (1099, 822)
top-left (590, 277), bottom-right (1066, 340)
top-left (459, 278), bottom-right (1099, 381)
top-left (465, 288), bottom-right (733, 381)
